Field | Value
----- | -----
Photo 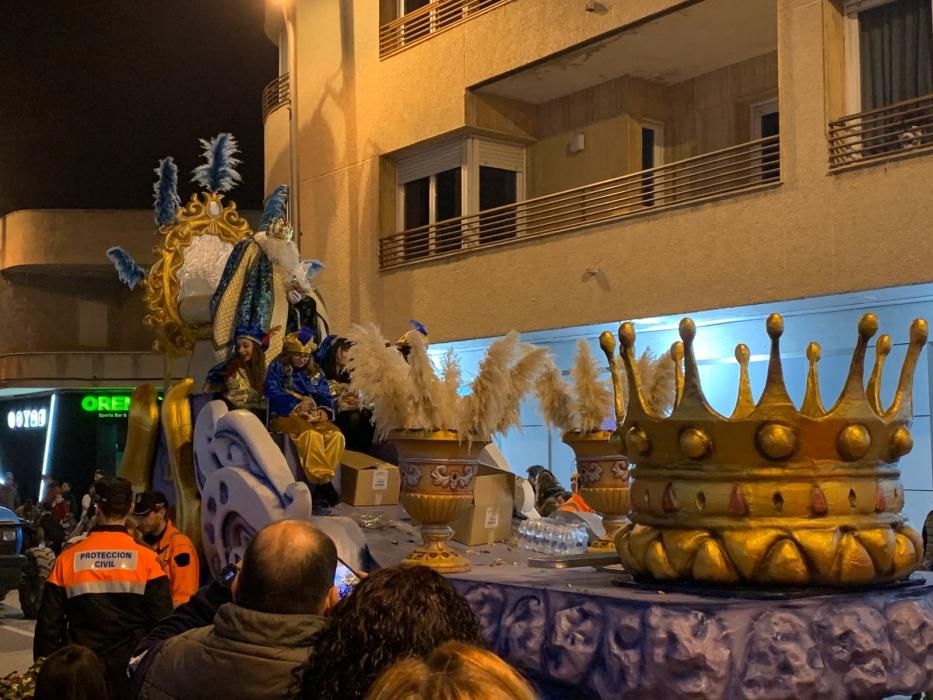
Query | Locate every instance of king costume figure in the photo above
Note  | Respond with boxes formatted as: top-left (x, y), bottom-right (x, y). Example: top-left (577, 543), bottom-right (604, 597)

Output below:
top-left (265, 328), bottom-right (345, 485)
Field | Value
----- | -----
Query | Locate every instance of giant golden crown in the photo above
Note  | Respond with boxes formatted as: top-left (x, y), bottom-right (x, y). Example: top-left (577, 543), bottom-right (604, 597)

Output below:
top-left (609, 312), bottom-right (927, 586)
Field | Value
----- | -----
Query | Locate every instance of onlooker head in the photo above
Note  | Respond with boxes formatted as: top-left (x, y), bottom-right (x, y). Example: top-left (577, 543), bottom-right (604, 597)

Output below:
top-left (131, 491), bottom-right (169, 536)
top-left (34, 644), bottom-right (109, 700)
top-left (61, 481), bottom-right (71, 493)
top-left (299, 565), bottom-right (483, 700)
top-left (366, 642), bottom-right (536, 700)
top-left (94, 477), bottom-right (133, 522)
top-left (235, 519), bottom-right (338, 615)
top-left (4, 471), bottom-right (14, 484)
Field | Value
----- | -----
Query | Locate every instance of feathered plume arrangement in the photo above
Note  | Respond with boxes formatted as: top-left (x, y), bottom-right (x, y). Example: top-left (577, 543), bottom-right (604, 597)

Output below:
top-left (347, 326), bottom-right (542, 441)
top-left (496, 345), bottom-right (549, 433)
top-left (106, 247), bottom-right (146, 290)
top-left (633, 348), bottom-right (677, 417)
top-left (191, 133), bottom-right (242, 193)
top-left (258, 184), bottom-right (288, 231)
top-left (346, 324), bottom-right (415, 441)
top-left (152, 157), bottom-right (181, 226)
top-left (535, 359), bottom-right (575, 431)
top-left (571, 340), bottom-right (613, 433)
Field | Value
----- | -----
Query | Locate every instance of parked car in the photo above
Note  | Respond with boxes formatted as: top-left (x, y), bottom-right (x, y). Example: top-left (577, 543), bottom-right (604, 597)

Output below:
top-left (0, 506), bottom-right (26, 602)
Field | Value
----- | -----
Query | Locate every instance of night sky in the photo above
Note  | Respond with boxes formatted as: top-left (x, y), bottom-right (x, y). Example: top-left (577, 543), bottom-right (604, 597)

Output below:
top-left (0, 1), bottom-right (276, 216)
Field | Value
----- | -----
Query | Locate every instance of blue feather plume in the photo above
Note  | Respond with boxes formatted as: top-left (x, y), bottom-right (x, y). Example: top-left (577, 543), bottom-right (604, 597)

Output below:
top-left (106, 247), bottom-right (146, 290)
top-left (301, 259), bottom-right (325, 283)
top-left (410, 320), bottom-right (428, 336)
top-left (258, 185), bottom-right (289, 231)
top-left (191, 133), bottom-right (242, 193)
top-left (153, 157), bottom-right (181, 226)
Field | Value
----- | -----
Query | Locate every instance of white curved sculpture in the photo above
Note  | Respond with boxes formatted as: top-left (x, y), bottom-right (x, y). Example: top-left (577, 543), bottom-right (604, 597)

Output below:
top-left (194, 399), bottom-right (373, 576)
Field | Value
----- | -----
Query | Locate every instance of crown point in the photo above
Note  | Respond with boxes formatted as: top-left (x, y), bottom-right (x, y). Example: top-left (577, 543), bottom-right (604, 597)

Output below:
top-left (679, 318), bottom-right (696, 343)
top-left (876, 334), bottom-right (892, 356)
top-left (838, 424), bottom-right (872, 461)
top-left (910, 318), bottom-right (929, 344)
top-left (766, 313), bottom-right (784, 338)
top-left (671, 340), bottom-right (684, 363)
top-left (735, 343), bottom-right (750, 364)
top-left (806, 342), bottom-right (821, 363)
top-left (599, 330), bottom-right (616, 355)
top-left (680, 428), bottom-right (712, 460)
top-left (858, 313), bottom-right (879, 340)
top-left (890, 426), bottom-right (914, 459)
top-left (619, 322), bottom-right (636, 349)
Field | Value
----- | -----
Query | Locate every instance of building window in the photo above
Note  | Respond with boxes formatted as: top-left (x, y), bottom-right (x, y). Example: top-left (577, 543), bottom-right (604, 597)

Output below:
top-left (396, 137), bottom-right (524, 256)
top-left (751, 99), bottom-right (780, 181)
top-left (639, 121), bottom-right (664, 206)
top-left (845, 0), bottom-right (933, 112)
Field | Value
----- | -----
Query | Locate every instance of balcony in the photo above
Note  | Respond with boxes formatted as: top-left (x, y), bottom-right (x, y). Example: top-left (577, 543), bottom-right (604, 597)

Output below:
top-left (829, 93), bottom-right (933, 171)
top-left (379, 0), bottom-right (513, 59)
top-left (262, 74), bottom-right (289, 122)
top-left (379, 136), bottom-right (780, 269)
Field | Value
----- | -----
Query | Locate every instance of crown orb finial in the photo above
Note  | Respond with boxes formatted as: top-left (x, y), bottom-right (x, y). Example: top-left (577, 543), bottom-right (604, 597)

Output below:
top-left (890, 426), bottom-right (914, 459)
top-left (679, 317), bottom-right (697, 343)
top-left (766, 313), bottom-right (784, 338)
top-left (679, 427), bottom-right (712, 460)
top-left (838, 424), bottom-right (872, 461)
top-left (910, 318), bottom-right (929, 344)
top-left (858, 313), bottom-right (879, 339)
top-left (806, 342), bottom-right (821, 363)
top-left (599, 330), bottom-right (616, 355)
top-left (756, 422), bottom-right (798, 460)
top-left (625, 426), bottom-right (651, 457)
top-left (735, 343), bottom-right (750, 364)
top-left (876, 334), bottom-right (892, 356)
top-left (619, 322), bottom-right (636, 349)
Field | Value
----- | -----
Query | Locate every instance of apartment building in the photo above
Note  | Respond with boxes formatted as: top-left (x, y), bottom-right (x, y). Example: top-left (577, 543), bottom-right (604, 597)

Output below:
top-left (263, 0), bottom-right (933, 522)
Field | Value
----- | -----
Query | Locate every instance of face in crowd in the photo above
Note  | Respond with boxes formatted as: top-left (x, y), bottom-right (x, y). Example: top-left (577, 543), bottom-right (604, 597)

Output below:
top-left (289, 351), bottom-right (311, 369)
top-left (236, 338), bottom-right (255, 362)
top-left (135, 504), bottom-right (166, 536)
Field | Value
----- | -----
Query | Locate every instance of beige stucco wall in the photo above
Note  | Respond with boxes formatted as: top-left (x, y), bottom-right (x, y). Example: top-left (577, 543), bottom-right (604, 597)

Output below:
top-left (272, 0), bottom-right (933, 343)
top-left (264, 104), bottom-right (291, 193)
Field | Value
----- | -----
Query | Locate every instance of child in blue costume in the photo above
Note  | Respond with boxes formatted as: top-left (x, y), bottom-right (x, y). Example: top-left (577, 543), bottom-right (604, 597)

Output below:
top-left (265, 328), bottom-right (345, 485)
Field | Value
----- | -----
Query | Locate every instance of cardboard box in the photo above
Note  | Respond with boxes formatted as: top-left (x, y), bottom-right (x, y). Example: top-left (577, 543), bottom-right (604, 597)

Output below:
top-left (451, 463), bottom-right (515, 546)
top-left (340, 450), bottom-right (400, 506)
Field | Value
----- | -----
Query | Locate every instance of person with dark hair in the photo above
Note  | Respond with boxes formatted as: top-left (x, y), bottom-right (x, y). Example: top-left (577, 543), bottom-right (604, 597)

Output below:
top-left (298, 565), bottom-right (484, 700)
top-left (133, 519), bottom-right (339, 699)
top-left (34, 644), bottom-right (110, 700)
top-left (34, 477), bottom-right (172, 699)
top-left (317, 335), bottom-right (376, 454)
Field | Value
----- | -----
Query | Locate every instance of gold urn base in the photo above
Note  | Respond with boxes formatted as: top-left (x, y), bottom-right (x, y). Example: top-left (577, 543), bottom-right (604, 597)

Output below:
top-left (401, 524), bottom-right (471, 574)
top-left (616, 521), bottom-right (924, 586)
top-left (587, 514), bottom-right (631, 552)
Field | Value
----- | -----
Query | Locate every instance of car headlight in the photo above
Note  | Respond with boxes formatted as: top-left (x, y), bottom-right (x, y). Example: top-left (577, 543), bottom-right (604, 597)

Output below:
top-left (1, 529), bottom-right (17, 541)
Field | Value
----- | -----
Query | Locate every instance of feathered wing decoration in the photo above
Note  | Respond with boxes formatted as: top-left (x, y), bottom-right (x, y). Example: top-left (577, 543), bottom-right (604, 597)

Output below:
top-left (106, 247), bottom-right (146, 290)
top-left (346, 324), bottom-right (413, 441)
top-left (405, 332), bottom-right (444, 430)
top-left (535, 357), bottom-right (575, 433)
top-left (497, 345), bottom-right (549, 434)
top-left (258, 184), bottom-right (288, 231)
top-left (153, 157), bottom-right (181, 226)
top-left (459, 330), bottom-right (521, 439)
top-left (437, 349), bottom-right (463, 429)
top-left (571, 339), bottom-right (613, 433)
top-left (191, 132), bottom-right (242, 193)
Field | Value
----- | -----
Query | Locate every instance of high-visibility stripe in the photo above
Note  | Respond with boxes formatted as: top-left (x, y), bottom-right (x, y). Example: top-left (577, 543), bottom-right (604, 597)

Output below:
top-left (65, 581), bottom-right (147, 598)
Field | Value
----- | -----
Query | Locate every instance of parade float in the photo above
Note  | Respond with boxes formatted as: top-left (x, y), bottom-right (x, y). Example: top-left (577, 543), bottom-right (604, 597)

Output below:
top-left (110, 136), bottom-right (933, 698)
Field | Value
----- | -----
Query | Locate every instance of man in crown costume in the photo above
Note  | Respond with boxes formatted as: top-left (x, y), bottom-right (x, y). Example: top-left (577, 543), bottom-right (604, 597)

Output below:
top-left (265, 328), bottom-right (345, 486)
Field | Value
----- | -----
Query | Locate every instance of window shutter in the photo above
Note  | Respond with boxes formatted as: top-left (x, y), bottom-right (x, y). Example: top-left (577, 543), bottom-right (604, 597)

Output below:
top-left (396, 141), bottom-right (464, 184)
top-left (476, 138), bottom-right (526, 172)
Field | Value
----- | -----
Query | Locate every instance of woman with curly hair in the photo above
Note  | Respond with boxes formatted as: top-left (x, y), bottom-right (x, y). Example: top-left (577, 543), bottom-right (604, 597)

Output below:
top-left (296, 566), bottom-right (483, 700)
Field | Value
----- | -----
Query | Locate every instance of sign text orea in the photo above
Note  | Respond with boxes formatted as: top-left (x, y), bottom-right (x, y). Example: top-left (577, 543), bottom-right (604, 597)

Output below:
top-left (81, 395), bottom-right (131, 414)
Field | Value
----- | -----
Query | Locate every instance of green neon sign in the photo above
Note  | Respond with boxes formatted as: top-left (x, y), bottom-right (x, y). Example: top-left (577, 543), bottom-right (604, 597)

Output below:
top-left (81, 395), bottom-right (132, 414)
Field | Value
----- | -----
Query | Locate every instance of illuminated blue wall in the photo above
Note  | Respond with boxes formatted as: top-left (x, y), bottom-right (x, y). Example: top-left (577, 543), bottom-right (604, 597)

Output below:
top-left (432, 284), bottom-right (933, 530)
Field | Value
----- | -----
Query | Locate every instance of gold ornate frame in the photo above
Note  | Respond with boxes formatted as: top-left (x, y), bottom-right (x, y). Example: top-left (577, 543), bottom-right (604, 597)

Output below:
top-left (143, 192), bottom-right (251, 356)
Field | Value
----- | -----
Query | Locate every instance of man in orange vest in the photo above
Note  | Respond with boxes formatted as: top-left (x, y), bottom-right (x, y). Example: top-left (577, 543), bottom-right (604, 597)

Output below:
top-left (34, 477), bottom-right (172, 698)
top-left (132, 491), bottom-right (200, 607)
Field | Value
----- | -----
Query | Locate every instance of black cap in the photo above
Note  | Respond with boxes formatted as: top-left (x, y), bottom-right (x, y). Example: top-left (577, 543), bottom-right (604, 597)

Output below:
top-left (95, 477), bottom-right (133, 517)
top-left (132, 491), bottom-right (168, 516)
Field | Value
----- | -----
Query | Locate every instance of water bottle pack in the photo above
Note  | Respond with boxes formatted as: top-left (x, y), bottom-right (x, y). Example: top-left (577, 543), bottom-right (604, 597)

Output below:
top-left (517, 518), bottom-right (589, 555)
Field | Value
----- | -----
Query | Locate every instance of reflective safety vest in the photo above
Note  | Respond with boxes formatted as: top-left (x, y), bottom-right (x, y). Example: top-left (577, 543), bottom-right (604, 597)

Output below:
top-left (34, 524), bottom-right (173, 696)
top-left (148, 520), bottom-right (200, 607)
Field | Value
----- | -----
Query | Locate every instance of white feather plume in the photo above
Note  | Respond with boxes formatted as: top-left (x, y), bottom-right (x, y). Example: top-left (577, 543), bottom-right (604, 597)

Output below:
top-left (497, 345), bottom-right (549, 434)
top-left (571, 339), bottom-right (613, 433)
top-left (406, 332), bottom-right (443, 430)
top-left (437, 350), bottom-right (463, 430)
top-left (534, 356), bottom-right (575, 432)
top-left (459, 330), bottom-right (520, 439)
top-left (346, 323), bottom-right (413, 441)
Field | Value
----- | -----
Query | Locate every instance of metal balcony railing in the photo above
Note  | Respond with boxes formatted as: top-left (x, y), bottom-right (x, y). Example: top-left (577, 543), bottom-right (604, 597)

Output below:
top-left (829, 93), bottom-right (933, 171)
top-left (380, 0), bottom-right (512, 58)
top-left (379, 135), bottom-right (781, 270)
top-left (262, 74), bottom-right (290, 122)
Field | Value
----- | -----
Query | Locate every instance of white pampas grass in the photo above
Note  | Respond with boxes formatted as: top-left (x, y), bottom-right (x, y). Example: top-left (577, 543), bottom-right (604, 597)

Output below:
top-left (535, 357), bottom-right (575, 432)
top-left (406, 332), bottom-right (443, 430)
top-left (571, 340), bottom-right (613, 433)
top-left (346, 324), bottom-right (413, 441)
top-left (497, 345), bottom-right (549, 434)
top-left (459, 331), bottom-right (520, 440)
top-left (643, 349), bottom-right (676, 415)
top-left (437, 350), bottom-right (463, 430)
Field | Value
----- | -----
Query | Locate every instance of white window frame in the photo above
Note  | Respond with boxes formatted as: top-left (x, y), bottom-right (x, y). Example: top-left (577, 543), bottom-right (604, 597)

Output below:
top-left (843, 0), bottom-right (933, 114)
top-left (395, 137), bottom-right (525, 251)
